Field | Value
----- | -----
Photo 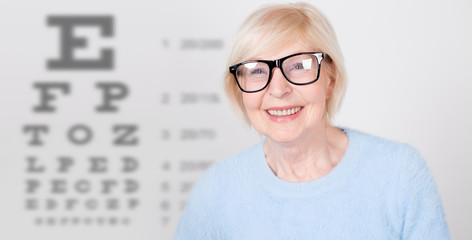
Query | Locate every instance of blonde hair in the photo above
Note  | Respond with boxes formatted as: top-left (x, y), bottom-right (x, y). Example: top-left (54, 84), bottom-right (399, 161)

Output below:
top-left (224, 2), bottom-right (347, 125)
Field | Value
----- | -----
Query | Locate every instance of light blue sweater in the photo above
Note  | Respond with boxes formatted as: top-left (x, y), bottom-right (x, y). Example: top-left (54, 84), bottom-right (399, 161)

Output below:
top-left (174, 128), bottom-right (450, 239)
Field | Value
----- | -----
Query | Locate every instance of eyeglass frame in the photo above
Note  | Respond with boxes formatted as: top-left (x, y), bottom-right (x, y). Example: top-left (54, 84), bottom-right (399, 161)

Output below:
top-left (229, 52), bottom-right (326, 93)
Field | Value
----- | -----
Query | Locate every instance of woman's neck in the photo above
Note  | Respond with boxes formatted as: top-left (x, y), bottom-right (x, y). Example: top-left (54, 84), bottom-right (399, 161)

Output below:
top-left (263, 126), bottom-right (348, 182)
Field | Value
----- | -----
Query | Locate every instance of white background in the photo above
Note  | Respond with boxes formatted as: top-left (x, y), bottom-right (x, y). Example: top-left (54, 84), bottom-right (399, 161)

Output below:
top-left (0, 0), bottom-right (471, 239)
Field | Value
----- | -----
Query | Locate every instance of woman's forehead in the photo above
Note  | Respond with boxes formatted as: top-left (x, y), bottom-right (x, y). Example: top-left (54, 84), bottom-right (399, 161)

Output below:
top-left (248, 40), bottom-right (319, 61)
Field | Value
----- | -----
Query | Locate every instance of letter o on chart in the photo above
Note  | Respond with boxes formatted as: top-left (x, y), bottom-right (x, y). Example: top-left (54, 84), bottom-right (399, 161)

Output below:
top-left (68, 125), bottom-right (93, 145)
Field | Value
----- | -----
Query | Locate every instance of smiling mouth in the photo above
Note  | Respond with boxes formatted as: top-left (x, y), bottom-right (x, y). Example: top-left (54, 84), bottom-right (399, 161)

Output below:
top-left (267, 107), bottom-right (302, 116)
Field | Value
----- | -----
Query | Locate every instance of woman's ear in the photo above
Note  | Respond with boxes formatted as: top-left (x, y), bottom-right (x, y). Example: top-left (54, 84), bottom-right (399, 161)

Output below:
top-left (325, 68), bottom-right (335, 99)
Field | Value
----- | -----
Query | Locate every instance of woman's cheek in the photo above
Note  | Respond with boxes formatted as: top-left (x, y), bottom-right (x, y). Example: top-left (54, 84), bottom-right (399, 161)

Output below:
top-left (242, 92), bottom-right (263, 112)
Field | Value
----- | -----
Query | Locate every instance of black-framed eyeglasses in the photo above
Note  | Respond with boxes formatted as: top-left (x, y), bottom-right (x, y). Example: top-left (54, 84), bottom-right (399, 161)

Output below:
top-left (229, 52), bottom-right (326, 93)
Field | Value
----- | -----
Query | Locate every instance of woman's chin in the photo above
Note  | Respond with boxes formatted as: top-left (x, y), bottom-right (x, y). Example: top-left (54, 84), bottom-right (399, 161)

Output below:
top-left (265, 131), bottom-right (302, 145)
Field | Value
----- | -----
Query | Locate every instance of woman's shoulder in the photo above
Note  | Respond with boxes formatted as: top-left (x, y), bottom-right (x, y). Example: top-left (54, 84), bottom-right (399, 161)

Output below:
top-left (189, 140), bottom-right (264, 192)
top-left (344, 128), bottom-right (437, 206)
top-left (345, 128), bottom-right (422, 159)
top-left (344, 128), bottom-right (448, 238)
top-left (344, 127), bottom-right (429, 178)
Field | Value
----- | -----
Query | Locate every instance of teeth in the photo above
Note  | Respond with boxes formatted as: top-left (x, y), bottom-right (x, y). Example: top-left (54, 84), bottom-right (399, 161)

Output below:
top-left (268, 107), bottom-right (301, 116)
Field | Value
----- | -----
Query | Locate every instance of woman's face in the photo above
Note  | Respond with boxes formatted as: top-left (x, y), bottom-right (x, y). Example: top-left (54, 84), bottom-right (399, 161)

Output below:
top-left (242, 41), bottom-right (334, 144)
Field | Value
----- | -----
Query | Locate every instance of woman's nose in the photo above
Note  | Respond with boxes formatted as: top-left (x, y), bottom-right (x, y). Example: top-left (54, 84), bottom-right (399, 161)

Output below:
top-left (267, 68), bottom-right (292, 98)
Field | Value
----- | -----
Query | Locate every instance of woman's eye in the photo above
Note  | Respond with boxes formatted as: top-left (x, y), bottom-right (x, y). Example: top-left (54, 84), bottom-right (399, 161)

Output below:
top-left (250, 69), bottom-right (265, 74)
top-left (293, 63), bottom-right (304, 70)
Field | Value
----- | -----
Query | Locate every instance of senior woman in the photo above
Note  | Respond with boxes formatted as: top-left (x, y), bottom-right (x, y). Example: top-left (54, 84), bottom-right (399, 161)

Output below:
top-left (174, 2), bottom-right (449, 239)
